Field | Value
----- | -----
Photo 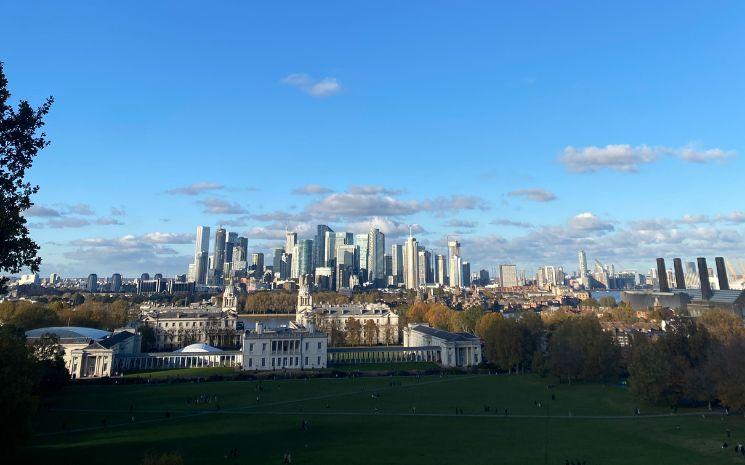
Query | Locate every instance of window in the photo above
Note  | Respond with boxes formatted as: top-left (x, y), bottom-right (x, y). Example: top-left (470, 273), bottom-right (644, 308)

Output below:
top-left (262, 343), bottom-right (267, 352)
top-left (295, 357), bottom-right (299, 366)
top-left (305, 342), bottom-right (309, 351)
top-left (271, 358), bottom-right (275, 367)
top-left (248, 358), bottom-right (253, 367)
top-left (317, 342), bottom-right (322, 350)
top-left (261, 358), bottom-right (265, 367)
top-left (249, 343), bottom-right (254, 352)
top-left (317, 356), bottom-right (321, 365)
top-left (304, 357), bottom-right (308, 365)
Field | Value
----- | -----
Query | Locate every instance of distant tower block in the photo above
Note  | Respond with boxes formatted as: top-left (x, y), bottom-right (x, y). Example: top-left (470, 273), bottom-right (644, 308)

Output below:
top-left (673, 258), bottom-right (686, 290)
top-left (715, 257), bottom-right (730, 291)
top-left (656, 258), bottom-right (670, 292)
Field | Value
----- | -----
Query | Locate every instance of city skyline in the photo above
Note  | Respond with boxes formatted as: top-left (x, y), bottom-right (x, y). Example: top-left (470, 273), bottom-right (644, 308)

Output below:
top-left (2, 2), bottom-right (744, 277)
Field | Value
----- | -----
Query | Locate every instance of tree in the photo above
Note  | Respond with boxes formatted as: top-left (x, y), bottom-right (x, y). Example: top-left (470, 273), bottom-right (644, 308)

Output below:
top-left (598, 296), bottom-right (617, 308)
top-left (0, 325), bottom-right (39, 451)
top-left (707, 335), bottom-right (745, 411)
top-left (138, 324), bottom-right (156, 352)
top-left (0, 62), bottom-right (53, 293)
top-left (580, 298), bottom-right (599, 308)
top-left (548, 315), bottom-right (619, 383)
top-left (363, 319), bottom-right (378, 346)
top-left (460, 305), bottom-right (483, 333)
top-left (346, 319), bottom-right (362, 346)
top-left (698, 309), bottom-right (745, 343)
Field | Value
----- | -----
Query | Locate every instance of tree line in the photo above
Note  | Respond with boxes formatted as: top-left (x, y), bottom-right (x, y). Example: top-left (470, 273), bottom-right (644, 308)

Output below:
top-left (0, 299), bottom-right (133, 332)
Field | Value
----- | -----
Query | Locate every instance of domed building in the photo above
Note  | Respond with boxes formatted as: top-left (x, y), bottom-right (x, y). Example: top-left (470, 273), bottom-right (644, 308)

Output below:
top-left (175, 343), bottom-right (223, 353)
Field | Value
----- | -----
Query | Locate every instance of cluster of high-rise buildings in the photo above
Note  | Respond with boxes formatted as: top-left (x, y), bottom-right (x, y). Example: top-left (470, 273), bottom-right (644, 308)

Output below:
top-left (186, 225), bottom-right (476, 291)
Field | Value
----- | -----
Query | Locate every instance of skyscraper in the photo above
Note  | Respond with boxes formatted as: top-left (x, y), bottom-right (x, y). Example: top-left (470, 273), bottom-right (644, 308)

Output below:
top-left (111, 273), bottom-right (122, 292)
top-left (87, 273), bottom-right (98, 292)
top-left (225, 231), bottom-right (238, 264)
top-left (297, 240), bottom-right (314, 277)
top-left (461, 261), bottom-right (471, 286)
top-left (367, 228), bottom-right (385, 287)
top-left (435, 254), bottom-right (447, 285)
top-left (354, 233), bottom-right (369, 282)
top-left (315, 224), bottom-right (333, 269)
top-left (417, 248), bottom-right (432, 285)
top-left (404, 231), bottom-right (419, 289)
top-left (272, 248), bottom-right (285, 278)
top-left (500, 264), bottom-right (518, 288)
top-left (212, 227), bottom-right (227, 284)
top-left (578, 250), bottom-right (588, 276)
top-left (448, 240), bottom-right (462, 288)
top-left (251, 253), bottom-right (265, 274)
top-left (391, 244), bottom-right (404, 283)
top-left (193, 226), bottom-right (210, 285)
top-left (285, 231), bottom-right (297, 278)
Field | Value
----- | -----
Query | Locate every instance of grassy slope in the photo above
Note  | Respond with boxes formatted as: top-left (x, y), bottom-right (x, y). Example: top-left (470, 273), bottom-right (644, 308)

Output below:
top-left (26, 375), bottom-right (745, 465)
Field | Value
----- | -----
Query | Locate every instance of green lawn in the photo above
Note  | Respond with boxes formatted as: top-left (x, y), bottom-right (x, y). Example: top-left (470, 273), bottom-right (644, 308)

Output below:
top-left (329, 361), bottom-right (441, 372)
top-left (24, 374), bottom-right (745, 465)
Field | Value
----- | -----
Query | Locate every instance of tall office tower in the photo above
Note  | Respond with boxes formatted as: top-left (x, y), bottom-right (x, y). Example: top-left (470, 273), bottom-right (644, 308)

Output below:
top-left (272, 248), bottom-right (285, 277)
top-left (212, 227), bottom-right (227, 284)
top-left (193, 226), bottom-right (211, 284)
top-left (578, 250), bottom-right (588, 276)
top-left (87, 273), bottom-right (98, 292)
top-left (225, 231), bottom-right (238, 264)
top-left (111, 273), bottom-right (122, 292)
top-left (297, 240), bottom-right (314, 277)
top-left (367, 228), bottom-right (385, 287)
top-left (315, 225), bottom-right (333, 268)
top-left (280, 252), bottom-right (291, 280)
top-left (335, 244), bottom-right (357, 290)
top-left (251, 253), bottom-right (265, 274)
top-left (290, 245), bottom-right (300, 279)
top-left (404, 231), bottom-right (420, 289)
top-left (479, 269), bottom-right (490, 286)
top-left (354, 233), bottom-right (369, 282)
top-left (285, 231), bottom-right (297, 253)
top-left (285, 231), bottom-right (297, 278)
top-left (448, 240), bottom-right (462, 288)
top-left (435, 254), bottom-right (447, 285)
top-left (500, 264), bottom-right (518, 288)
top-left (49, 273), bottom-right (59, 285)
top-left (461, 262), bottom-right (471, 286)
top-left (141, 273), bottom-right (150, 281)
top-left (391, 244), bottom-right (404, 282)
top-left (417, 248), bottom-right (432, 285)
top-left (384, 254), bottom-right (393, 277)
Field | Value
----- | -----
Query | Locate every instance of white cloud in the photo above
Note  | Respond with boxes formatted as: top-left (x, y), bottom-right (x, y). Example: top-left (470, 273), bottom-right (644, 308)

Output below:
top-left (26, 205), bottom-right (62, 217)
top-left (292, 184), bottom-right (334, 195)
top-left (507, 188), bottom-right (557, 202)
top-left (166, 182), bottom-right (224, 196)
top-left (490, 219), bottom-right (534, 228)
top-left (559, 143), bottom-right (735, 173)
top-left (197, 197), bottom-right (248, 215)
top-left (568, 212), bottom-right (614, 233)
top-left (345, 217), bottom-right (426, 239)
top-left (281, 73), bottom-right (343, 98)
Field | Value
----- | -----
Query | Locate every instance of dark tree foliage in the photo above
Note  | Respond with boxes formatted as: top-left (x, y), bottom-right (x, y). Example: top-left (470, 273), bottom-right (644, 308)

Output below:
top-left (0, 62), bottom-right (53, 293)
top-left (0, 325), bottom-right (39, 451)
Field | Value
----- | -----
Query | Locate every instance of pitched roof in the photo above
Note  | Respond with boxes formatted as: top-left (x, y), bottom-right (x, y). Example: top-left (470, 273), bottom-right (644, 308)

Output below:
top-left (410, 325), bottom-right (480, 342)
top-left (98, 331), bottom-right (136, 349)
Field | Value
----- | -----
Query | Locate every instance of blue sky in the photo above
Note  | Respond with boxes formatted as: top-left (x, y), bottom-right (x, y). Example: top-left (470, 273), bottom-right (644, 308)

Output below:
top-left (2, 1), bottom-right (745, 278)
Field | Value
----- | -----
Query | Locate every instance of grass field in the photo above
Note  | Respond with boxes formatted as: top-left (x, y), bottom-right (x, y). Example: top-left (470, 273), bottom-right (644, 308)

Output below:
top-left (23, 374), bottom-right (745, 465)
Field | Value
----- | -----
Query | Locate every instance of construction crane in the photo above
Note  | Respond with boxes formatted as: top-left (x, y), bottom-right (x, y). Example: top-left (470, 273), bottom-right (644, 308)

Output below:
top-left (726, 258), bottom-right (739, 280)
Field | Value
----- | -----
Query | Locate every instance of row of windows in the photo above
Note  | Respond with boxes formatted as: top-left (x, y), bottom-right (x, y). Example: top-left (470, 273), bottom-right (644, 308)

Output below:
top-left (247, 340), bottom-right (323, 353)
top-left (246, 356), bottom-right (322, 368)
top-left (156, 321), bottom-right (232, 328)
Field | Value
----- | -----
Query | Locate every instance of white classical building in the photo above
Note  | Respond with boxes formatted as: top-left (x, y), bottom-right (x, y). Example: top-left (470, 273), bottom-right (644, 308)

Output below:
top-left (139, 285), bottom-right (240, 351)
top-left (294, 280), bottom-right (400, 344)
top-left (242, 321), bottom-right (327, 371)
top-left (25, 326), bottom-right (141, 379)
top-left (403, 323), bottom-right (482, 368)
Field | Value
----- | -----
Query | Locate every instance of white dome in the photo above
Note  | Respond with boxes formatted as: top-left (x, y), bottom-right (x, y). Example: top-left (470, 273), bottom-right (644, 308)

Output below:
top-left (175, 343), bottom-right (223, 353)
